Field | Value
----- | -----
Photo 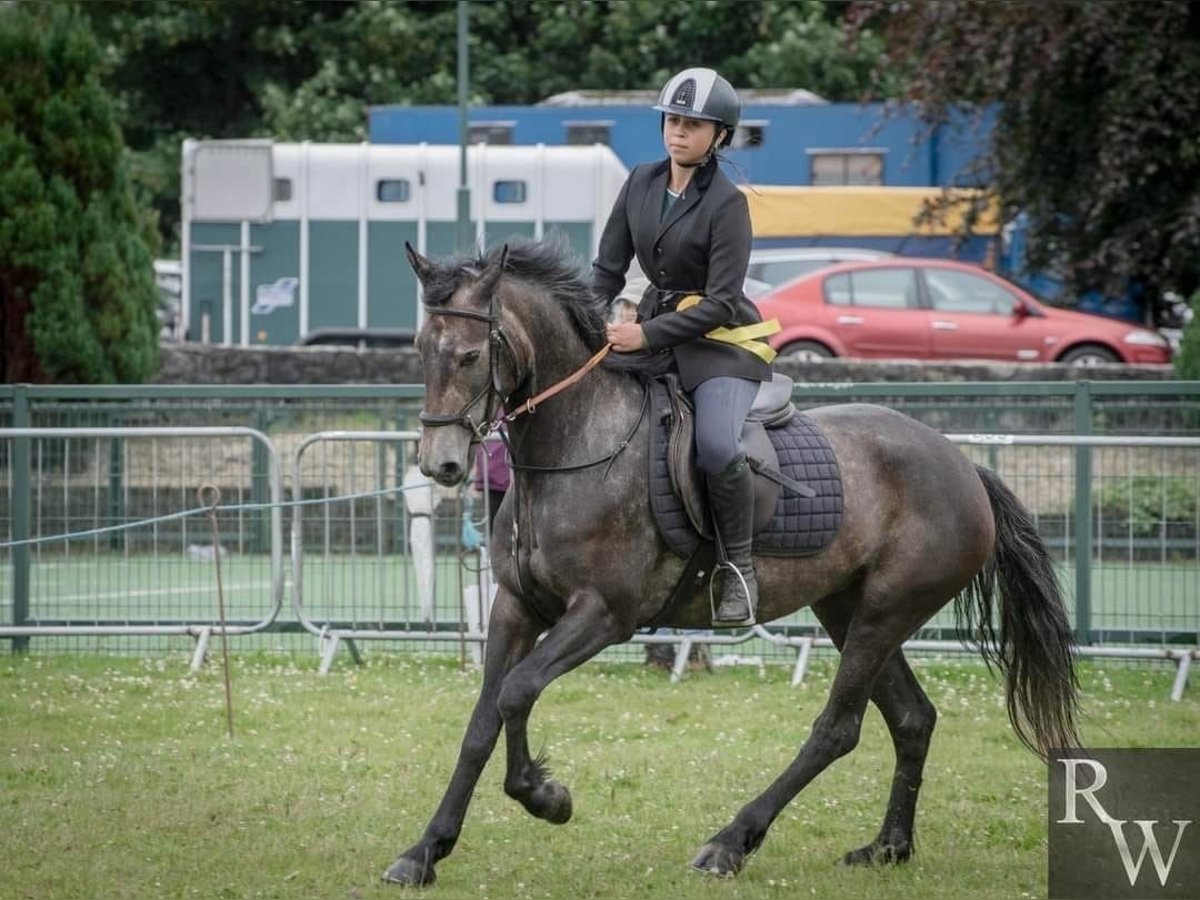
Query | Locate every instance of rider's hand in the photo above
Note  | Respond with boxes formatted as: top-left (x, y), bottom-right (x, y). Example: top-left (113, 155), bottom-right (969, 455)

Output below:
top-left (605, 322), bottom-right (647, 353)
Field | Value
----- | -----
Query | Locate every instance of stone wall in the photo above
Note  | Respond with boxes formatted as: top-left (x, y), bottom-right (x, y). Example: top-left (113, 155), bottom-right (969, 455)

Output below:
top-left (154, 342), bottom-right (1177, 385)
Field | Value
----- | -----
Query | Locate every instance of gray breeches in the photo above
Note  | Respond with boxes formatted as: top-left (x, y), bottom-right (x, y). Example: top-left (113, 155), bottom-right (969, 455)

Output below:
top-left (692, 376), bottom-right (759, 475)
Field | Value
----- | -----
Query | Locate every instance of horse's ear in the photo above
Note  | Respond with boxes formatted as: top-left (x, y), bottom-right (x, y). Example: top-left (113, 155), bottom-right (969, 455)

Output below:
top-left (470, 244), bottom-right (509, 306)
top-left (405, 242), bottom-right (434, 285)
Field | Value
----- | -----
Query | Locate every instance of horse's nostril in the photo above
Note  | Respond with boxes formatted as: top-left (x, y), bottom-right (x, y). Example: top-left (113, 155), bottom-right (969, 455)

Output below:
top-left (439, 462), bottom-right (463, 482)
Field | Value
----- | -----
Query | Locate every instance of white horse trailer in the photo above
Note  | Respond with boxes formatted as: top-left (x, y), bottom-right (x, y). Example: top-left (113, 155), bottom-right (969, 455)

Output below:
top-left (181, 140), bottom-right (630, 346)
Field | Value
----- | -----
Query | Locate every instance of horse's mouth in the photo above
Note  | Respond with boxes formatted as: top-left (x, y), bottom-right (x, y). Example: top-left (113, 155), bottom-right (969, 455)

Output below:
top-left (421, 460), bottom-right (470, 488)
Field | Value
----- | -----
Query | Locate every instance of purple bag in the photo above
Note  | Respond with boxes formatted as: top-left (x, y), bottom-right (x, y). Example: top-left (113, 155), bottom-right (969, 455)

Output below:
top-left (473, 440), bottom-right (511, 492)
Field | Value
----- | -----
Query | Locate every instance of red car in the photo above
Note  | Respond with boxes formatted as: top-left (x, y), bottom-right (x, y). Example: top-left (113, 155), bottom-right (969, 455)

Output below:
top-left (754, 259), bottom-right (1172, 365)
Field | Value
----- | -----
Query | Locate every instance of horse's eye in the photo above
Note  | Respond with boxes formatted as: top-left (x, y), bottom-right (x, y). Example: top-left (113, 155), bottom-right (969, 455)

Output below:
top-left (459, 350), bottom-right (481, 368)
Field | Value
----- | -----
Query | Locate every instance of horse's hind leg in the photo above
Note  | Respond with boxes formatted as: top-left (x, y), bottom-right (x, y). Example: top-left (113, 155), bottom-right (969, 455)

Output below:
top-left (692, 622), bottom-right (887, 877)
top-left (383, 589), bottom-right (541, 887)
top-left (842, 651), bottom-right (936, 865)
top-left (806, 595), bottom-right (936, 868)
top-left (497, 587), bottom-right (632, 823)
top-left (809, 595), bottom-right (937, 865)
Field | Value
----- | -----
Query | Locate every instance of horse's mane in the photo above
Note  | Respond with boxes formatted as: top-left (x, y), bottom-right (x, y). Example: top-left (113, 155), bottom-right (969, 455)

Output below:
top-left (421, 239), bottom-right (609, 351)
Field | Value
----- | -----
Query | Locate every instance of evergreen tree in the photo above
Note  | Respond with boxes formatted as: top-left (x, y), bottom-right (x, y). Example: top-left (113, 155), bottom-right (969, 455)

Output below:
top-left (0, 3), bottom-right (158, 384)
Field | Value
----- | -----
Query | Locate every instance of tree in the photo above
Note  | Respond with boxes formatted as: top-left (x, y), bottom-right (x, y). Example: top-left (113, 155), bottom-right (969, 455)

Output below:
top-left (82, 0), bottom-right (358, 252)
top-left (859, 0), bottom-right (1200, 305)
top-left (0, 3), bottom-right (158, 384)
top-left (83, 1), bottom-right (887, 253)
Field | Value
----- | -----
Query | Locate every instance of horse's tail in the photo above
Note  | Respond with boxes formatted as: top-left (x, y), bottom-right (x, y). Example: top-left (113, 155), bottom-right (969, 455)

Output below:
top-left (957, 465), bottom-right (1081, 758)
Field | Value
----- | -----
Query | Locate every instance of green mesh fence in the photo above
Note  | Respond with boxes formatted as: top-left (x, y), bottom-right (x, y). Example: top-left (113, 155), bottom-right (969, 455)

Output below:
top-left (2, 382), bottom-right (1197, 662)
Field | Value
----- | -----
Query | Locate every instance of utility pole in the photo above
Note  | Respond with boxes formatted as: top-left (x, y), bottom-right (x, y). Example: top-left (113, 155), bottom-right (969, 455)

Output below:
top-left (456, 1), bottom-right (472, 254)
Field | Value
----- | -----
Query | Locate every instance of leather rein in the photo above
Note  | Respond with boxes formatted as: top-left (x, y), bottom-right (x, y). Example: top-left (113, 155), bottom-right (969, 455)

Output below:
top-left (418, 295), bottom-right (647, 476)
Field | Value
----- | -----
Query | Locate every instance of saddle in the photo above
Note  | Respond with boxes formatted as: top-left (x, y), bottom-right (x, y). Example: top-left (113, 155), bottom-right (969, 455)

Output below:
top-left (648, 373), bottom-right (844, 560)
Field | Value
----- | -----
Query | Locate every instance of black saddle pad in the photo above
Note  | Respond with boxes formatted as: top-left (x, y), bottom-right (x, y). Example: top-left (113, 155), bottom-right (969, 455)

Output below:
top-left (751, 413), bottom-right (844, 556)
top-left (648, 381), bottom-right (843, 559)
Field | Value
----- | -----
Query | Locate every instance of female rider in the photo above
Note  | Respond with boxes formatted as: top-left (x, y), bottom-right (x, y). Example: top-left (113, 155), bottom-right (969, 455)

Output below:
top-left (592, 67), bottom-right (776, 626)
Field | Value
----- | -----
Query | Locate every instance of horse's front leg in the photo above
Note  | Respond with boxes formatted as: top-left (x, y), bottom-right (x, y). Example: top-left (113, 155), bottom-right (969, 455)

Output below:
top-left (383, 589), bottom-right (540, 887)
top-left (498, 587), bottom-right (633, 823)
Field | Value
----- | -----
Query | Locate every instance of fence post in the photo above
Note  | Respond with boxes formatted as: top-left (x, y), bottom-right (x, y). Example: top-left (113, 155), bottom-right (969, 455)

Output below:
top-left (11, 386), bottom-right (30, 654)
top-left (1072, 381), bottom-right (1093, 645)
top-left (252, 408), bottom-right (270, 553)
top-left (107, 432), bottom-right (125, 552)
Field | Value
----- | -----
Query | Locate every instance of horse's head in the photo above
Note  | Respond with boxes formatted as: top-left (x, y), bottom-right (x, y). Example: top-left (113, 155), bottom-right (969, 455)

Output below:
top-left (407, 242), bottom-right (512, 487)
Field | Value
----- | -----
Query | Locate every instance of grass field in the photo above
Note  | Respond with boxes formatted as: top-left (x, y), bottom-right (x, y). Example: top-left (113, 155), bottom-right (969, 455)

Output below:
top-left (2, 652), bottom-right (1197, 900)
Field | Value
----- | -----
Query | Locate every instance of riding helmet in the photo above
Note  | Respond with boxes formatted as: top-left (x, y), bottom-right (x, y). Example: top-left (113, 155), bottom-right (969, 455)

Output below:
top-left (654, 68), bottom-right (740, 148)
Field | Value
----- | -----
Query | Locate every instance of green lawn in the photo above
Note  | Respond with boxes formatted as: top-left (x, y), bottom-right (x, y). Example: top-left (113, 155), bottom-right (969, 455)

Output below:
top-left (1, 652), bottom-right (1197, 900)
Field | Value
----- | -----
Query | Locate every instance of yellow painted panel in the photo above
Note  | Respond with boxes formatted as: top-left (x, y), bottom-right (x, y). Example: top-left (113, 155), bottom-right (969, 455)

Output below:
top-left (741, 185), bottom-right (1000, 238)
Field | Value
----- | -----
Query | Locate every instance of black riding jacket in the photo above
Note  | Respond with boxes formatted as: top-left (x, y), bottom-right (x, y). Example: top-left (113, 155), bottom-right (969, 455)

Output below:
top-left (591, 156), bottom-right (771, 391)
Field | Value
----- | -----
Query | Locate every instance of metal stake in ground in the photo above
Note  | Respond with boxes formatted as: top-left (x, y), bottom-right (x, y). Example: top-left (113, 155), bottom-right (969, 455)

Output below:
top-left (198, 484), bottom-right (235, 739)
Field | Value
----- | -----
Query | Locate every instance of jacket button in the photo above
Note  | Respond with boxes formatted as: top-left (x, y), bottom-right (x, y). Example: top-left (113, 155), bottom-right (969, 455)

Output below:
top-left (658, 269), bottom-right (666, 278)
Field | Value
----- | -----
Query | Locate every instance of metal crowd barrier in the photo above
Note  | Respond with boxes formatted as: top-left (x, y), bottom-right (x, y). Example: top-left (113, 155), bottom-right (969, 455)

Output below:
top-left (288, 430), bottom-right (487, 674)
top-left (0, 427), bottom-right (284, 656)
top-left (2, 426), bottom-right (1197, 698)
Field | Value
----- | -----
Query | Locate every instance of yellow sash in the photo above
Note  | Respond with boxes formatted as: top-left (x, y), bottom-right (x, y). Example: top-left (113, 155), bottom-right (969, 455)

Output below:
top-left (676, 294), bottom-right (781, 364)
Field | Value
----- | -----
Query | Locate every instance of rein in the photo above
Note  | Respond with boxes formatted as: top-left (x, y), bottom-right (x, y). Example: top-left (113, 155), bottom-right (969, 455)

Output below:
top-left (501, 343), bottom-right (611, 424)
top-left (419, 295), bottom-right (642, 476)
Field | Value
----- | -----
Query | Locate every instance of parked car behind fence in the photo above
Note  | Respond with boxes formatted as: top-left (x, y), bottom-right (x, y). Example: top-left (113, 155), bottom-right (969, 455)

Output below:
top-left (754, 259), bottom-right (1173, 365)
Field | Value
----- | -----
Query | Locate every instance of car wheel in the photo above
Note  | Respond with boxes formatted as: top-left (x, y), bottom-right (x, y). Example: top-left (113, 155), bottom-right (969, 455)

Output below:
top-left (778, 340), bottom-right (834, 362)
top-left (1058, 344), bottom-right (1120, 366)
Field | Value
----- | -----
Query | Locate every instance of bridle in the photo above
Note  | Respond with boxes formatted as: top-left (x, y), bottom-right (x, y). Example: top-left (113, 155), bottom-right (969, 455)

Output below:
top-left (417, 279), bottom-right (618, 454)
top-left (417, 302), bottom-right (511, 443)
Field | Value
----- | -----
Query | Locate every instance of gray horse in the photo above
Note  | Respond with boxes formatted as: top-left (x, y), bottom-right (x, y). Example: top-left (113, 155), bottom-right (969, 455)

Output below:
top-left (384, 241), bottom-right (1079, 886)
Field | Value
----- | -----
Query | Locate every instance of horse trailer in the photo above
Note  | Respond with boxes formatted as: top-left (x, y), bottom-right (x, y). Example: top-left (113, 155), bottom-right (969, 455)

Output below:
top-left (181, 139), bottom-right (630, 346)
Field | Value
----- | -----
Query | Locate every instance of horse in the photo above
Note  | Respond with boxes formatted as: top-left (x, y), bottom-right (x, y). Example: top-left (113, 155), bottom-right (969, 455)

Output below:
top-left (383, 239), bottom-right (1079, 886)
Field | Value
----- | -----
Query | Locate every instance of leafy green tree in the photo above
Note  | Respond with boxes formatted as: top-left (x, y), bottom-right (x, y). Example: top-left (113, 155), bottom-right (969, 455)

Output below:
top-left (259, 0), bottom-right (886, 133)
top-left (0, 3), bottom-right (158, 384)
top-left (82, 0), bottom-right (358, 252)
top-left (860, 0), bottom-right (1200, 305)
top-left (83, 0), bottom-right (886, 252)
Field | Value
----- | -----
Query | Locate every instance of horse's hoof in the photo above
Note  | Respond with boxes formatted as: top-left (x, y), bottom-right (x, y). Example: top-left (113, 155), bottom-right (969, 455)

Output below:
top-left (841, 841), bottom-right (911, 866)
top-left (690, 841), bottom-right (745, 877)
top-left (528, 780), bottom-right (573, 824)
top-left (382, 855), bottom-right (436, 887)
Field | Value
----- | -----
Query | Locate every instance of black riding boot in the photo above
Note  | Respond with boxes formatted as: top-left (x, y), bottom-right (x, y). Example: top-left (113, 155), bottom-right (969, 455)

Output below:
top-left (707, 454), bottom-right (757, 626)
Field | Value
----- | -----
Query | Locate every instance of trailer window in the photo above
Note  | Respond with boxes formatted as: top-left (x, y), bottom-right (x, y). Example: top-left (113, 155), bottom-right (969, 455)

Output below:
top-left (732, 121), bottom-right (767, 149)
top-left (809, 150), bottom-right (885, 186)
top-left (469, 123), bottom-right (514, 145)
top-left (493, 181), bottom-right (527, 204)
top-left (273, 178), bottom-right (293, 202)
top-left (376, 179), bottom-right (412, 203)
top-left (566, 122), bottom-right (612, 146)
